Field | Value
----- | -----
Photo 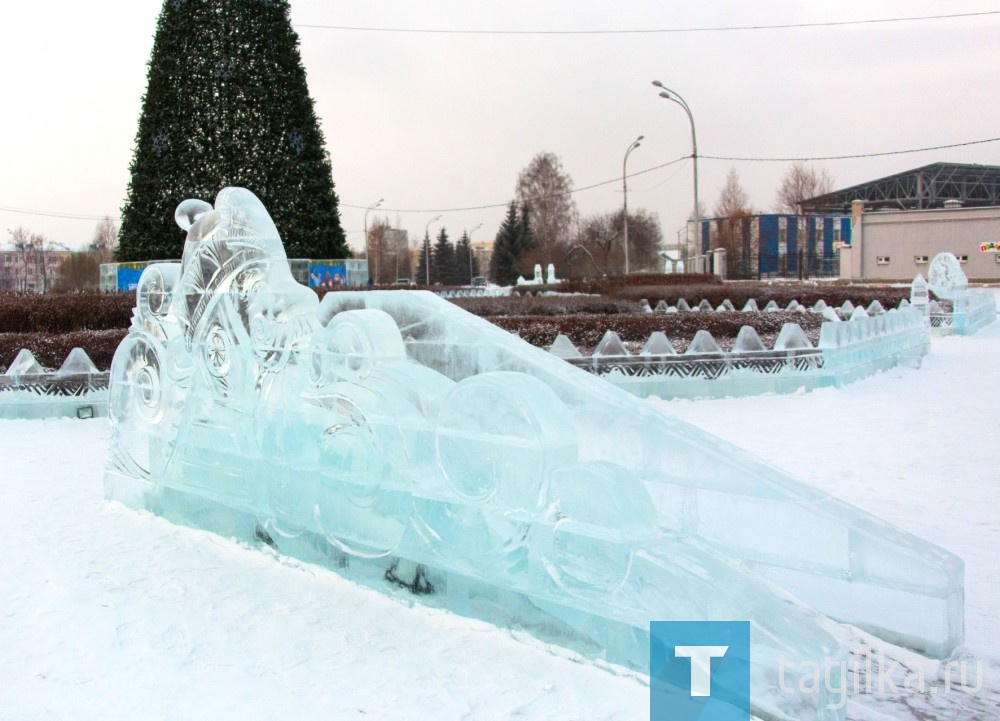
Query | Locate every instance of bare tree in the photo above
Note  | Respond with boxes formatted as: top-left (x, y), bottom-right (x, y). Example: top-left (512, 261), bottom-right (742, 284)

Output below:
top-left (577, 208), bottom-right (662, 276)
top-left (55, 251), bottom-right (101, 291)
top-left (3, 227), bottom-right (30, 291)
top-left (5, 227), bottom-right (43, 292)
top-left (714, 167), bottom-right (752, 219)
top-left (775, 162), bottom-right (834, 213)
top-left (90, 216), bottom-right (119, 263)
top-left (515, 151), bottom-right (578, 263)
top-left (713, 168), bottom-right (754, 258)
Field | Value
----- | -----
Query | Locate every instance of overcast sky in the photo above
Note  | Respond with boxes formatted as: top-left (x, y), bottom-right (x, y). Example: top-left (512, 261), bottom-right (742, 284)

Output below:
top-left (2, 1), bottom-right (999, 255)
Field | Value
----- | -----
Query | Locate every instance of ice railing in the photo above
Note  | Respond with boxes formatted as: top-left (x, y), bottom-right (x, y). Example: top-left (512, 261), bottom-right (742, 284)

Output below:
top-left (635, 296), bottom-right (890, 318)
top-left (918, 253), bottom-right (998, 335)
top-left (0, 348), bottom-right (108, 419)
top-left (552, 301), bottom-right (930, 399)
top-left (927, 293), bottom-right (997, 335)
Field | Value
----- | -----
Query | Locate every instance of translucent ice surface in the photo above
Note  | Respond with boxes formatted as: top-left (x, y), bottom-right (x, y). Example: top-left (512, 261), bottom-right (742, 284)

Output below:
top-left (1, 348), bottom-right (107, 420)
top-left (105, 189), bottom-right (963, 721)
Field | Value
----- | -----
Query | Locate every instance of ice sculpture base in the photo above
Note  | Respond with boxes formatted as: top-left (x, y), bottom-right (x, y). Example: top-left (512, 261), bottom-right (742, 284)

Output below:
top-left (106, 470), bottom-right (850, 721)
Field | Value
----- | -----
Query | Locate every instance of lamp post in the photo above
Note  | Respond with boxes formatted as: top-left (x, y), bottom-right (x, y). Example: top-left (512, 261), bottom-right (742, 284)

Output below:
top-left (622, 135), bottom-right (643, 275)
top-left (364, 197), bottom-right (383, 283)
top-left (466, 222), bottom-right (483, 283)
top-left (652, 81), bottom-right (699, 269)
top-left (424, 214), bottom-right (442, 286)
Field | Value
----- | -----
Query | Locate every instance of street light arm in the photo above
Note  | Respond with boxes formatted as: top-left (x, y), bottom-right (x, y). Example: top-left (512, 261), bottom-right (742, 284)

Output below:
top-left (653, 79), bottom-right (700, 268)
top-left (622, 135), bottom-right (643, 276)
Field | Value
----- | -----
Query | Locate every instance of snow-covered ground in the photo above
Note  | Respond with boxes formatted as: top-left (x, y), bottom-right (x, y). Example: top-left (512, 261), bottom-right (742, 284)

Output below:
top-left (2, 309), bottom-right (998, 720)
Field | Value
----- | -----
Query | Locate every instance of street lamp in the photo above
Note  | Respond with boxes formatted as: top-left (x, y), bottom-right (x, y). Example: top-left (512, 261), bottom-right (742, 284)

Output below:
top-left (652, 81), bottom-right (699, 269)
top-left (364, 197), bottom-right (383, 283)
top-left (466, 222), bottom-right (483, 283)
top-left (622, 135), bottom-right (643, 275)
top-left (424, 214), bottom-right (442, 286)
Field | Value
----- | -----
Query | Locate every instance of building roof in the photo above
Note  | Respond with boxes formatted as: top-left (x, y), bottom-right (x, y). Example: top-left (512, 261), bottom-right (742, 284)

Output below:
top-left (801, 162), bottom-right (1000, 214)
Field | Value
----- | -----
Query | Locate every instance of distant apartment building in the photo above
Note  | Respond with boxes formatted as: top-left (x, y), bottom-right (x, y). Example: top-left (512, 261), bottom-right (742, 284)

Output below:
top-left (0, 247), bottom-right (71, 292)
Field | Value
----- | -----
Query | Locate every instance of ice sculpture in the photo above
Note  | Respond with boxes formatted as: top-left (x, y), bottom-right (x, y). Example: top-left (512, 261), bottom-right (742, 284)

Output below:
top-left (927, 252), bottom-right (967, 300)
top-left (105, 189), bottom-right (963, 721)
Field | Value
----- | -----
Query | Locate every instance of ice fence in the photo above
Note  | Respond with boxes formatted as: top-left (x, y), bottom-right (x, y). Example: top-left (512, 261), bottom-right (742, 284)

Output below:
top-left (1, 348), bottom-right (107, 419)
top-left (104, 189), bottom-right (964, 721)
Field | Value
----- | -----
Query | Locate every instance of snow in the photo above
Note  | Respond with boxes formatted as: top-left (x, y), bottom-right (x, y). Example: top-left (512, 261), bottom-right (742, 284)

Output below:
top-left (2, 303), bottom-right (999, 720)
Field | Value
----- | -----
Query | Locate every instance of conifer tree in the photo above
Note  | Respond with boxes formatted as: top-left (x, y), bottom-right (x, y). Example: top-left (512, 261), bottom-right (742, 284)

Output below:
top-left (431, 228), bottom-right (455, 286)
top-left (454, 230), bottom-right (473, 284)
top-left (118, 0), bottom-right (347, 262)
top-left (489, 202), bottom-right (524, 286)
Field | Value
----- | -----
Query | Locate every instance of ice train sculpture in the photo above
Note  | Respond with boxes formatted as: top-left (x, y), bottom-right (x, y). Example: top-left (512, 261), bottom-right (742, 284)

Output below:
top-left (105, 189), bottom-right (962, 721)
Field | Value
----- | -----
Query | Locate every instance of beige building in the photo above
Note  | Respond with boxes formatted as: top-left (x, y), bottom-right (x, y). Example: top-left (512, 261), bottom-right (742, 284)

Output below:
top-left (841, 201), bottom-right (1000, 281)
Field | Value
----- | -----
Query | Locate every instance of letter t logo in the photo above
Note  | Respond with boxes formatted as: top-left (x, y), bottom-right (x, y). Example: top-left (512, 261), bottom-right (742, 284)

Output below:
top-left (674, 645), bottom-right (729, 697)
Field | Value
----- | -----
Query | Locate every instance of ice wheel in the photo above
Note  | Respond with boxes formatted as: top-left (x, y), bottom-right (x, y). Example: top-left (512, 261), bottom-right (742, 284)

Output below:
top-left (311, 309), bottom-right (405, 384)
top-left (413, 372), bottom-right (578, 574)
top-left (108, 333), bottom-right (177, 479)
top-left (311, 385), bottom-right (412, 558)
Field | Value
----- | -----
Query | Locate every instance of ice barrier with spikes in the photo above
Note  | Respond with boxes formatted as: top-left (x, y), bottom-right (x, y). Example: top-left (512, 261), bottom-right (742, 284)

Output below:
top-left (104, 188), bottom-right (964, 721)
top-left (552, 304), bottom-right (930, 400)
top-left (919, 254), bottom-right (998, 335)
top-left (0, 348), bottom-right (108, 419)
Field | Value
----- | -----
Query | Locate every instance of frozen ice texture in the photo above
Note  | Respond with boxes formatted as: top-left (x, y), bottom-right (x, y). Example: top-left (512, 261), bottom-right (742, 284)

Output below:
top-left (773, 323), bottom-right (812, 350)
top-left (733, 326), bottom-right (766, 353)
top-left (641, 331), bottom-right (677, 356)
top-left (742, 299), bottom-right (759, 312)
top-left (104, 188), bottom-right (963, 721)
top-left (548, 334), bottom-right (582, 359)
top-left (593, 330), bottom-right (629, 357)
top-left (685, 329), bottom-right (722, 354)
top-left (5, 349), bottom-right (44, 377)
top-left (1, 348), bottom-right (107, 420)
top-left (763, 300), bottom-right (780, 312)
top-left (927, 252), bottom-right (967, 300)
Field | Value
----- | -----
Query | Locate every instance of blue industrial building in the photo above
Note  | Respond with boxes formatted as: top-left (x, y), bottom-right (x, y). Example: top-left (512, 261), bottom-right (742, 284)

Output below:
top-left (693, 213), bottom-right (851, 279)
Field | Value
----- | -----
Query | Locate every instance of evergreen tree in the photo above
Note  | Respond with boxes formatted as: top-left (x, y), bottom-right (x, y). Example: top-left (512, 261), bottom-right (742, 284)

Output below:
top-left (416, 232), bottom-right (432, 286)
top-left (118, 0), bottom-right (348, 262)
top-left (454, 230), bottom-right (473, 284)
top-left (431, 228), bottom-right (455, 286)
top-left (489, 202), bottom-right (524, 286)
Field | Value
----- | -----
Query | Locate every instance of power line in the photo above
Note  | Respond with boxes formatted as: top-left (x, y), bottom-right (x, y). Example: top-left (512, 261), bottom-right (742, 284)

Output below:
top-left (0, 205), bottom-right (113, 221)
top-left (701, 136), bottom-right (1000, 163)
top-left (341, 156), bottom-right (689, 214)
top-left (295, 10), bottom-right (1000, 36)
top-left (9, 134), bottom-right (1000, 223)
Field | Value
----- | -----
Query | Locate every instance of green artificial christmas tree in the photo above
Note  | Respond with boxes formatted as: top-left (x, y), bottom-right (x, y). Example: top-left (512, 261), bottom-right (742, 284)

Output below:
top-left (118, 0), bottom-right (348, 262)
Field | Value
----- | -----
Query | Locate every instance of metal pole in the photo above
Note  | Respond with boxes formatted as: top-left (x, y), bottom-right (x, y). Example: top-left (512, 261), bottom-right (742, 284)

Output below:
top-left (622, 135), bottom-right (643, 275)
top-left (424, 214), bottom-right (442, 286)
top-left (653, 82), bottom-right (698, 270)
top-left (466, 222), bottom-right (483, 283)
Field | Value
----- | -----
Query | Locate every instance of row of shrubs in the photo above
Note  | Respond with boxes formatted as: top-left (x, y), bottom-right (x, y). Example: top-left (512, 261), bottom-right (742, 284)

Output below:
top-left (0, 291), bottom-right (134, 333)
